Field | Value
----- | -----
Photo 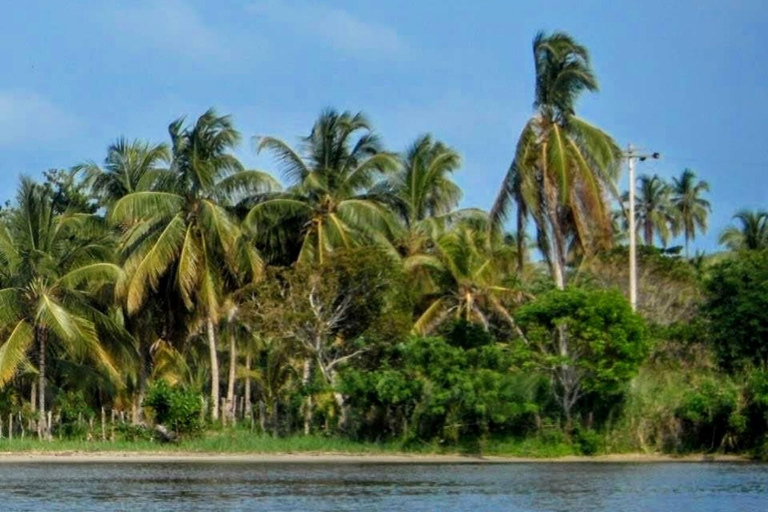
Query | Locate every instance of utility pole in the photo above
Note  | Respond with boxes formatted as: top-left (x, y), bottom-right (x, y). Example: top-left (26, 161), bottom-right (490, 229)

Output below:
top-left (627, 144), bottom-right (637, 311)
top-left (623, 145), bottom-right (660, 312)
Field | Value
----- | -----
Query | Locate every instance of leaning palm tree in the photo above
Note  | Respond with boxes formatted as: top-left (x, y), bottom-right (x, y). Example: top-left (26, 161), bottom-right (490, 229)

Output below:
top-left (0, 178), bottom-right (121, 439)
top-left (76, 138), bottom-right (170, 206)
top-left (719, 209), bottom-right (768, 251)
top-left (491, 31), bottom-right (621, 287)
top-left (408, 221), bottom-right (526, 338)
top-left (671, 169), bottom-right (710, 258)
top-left (248, 109), bottom-right (399, 266)
top-left (110, 109), bottom-right (276, 420)
top-left (626, 174), bottom-right (677, 247)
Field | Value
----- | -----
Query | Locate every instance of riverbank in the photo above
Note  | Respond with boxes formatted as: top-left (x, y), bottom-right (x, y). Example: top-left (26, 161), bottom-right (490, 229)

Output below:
top-left (0, 452), bottom-right (750, 464)
top-left (0, 431), bottom-right (756, 463)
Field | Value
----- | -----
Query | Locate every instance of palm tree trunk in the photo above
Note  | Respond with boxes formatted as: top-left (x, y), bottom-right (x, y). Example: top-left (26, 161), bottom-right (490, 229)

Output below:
top-left (644, 220), bottom-right (653, 246)
top-left (226, 330), bottom-right (236, 423)
top-left (36, 326), bottom-right (49, 440)
top-left (302, 358), bottom-right (313, 435)
top-left (206, 318), bottom-right (220, 422)
top-left (244, 351), bottom-right (252, 421)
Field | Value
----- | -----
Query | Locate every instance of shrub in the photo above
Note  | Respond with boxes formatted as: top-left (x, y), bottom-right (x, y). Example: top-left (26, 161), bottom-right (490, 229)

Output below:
top-left (144, 380), bottom-right (203, 437)
top-left (56, 391), bottom-right (95, 438)
top-left (704, 250), bottom-right (768, 370)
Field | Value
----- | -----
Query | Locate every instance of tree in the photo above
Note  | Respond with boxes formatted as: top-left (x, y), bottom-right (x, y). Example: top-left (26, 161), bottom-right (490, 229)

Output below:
top-left (0, 178), bottom-right (121, 439)
top-left (516, 288), bottom-right (649, 426)
top-left (491, 31), bottom-right (621, 288)
top-left (110, 109), bottom-right (275, 420)
top-left (671, 169), bottom-right (710, 258)
top-left (704, 250), bottom-right (768, 370)
top-left (718, 210), bottom-right (768, 251)
top-left (249, 109), bottom-right (399, 266)
top-left (77, 138), bottom-right (170, 206)
top-left (628, 174), bottom-right (677, 247)
top-left (408, 222), bottom-right (527, 338)
top-left (254, 249), bottom-right (409, 431)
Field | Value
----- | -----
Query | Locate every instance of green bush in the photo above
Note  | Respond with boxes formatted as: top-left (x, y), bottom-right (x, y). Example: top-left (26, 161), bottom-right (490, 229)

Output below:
top-left (144, 381), bottom-right (203, 437)
top-left (704, 250), bottom-right (768, 370)
top-left (55, 391), bottom-right (95, 438)
top-left (574, 427), bottom-right (601, 455)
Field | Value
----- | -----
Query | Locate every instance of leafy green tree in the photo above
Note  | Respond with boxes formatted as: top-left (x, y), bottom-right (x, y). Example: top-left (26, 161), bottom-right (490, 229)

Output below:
top-left (408, 222), bottom-right (526, 338)
top-left (110, 109), bottom-right (275, 420)
top-left (77, 138), bottom-right (170, 206)
top-left (491, 31), bottom-right (621, 288)
top-left (671, 169), bottom-right (710, 258)
top-left (718, 209), bottom-right (768, 251)
top-left (0, 178), bottom-right (121, 438)
top-left (516, 288), bottom-right (649, 426)
top-left (704, 250), bottom-right (768, 369)
top-left (249, 109), bottom-right (399, 266)
top-left (626, 174), bottom-right (677, 246)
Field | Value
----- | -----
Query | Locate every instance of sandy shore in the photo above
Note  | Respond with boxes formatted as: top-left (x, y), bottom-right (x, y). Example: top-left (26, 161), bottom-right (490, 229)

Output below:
top-left (0, 452), bottom-right (752, 464)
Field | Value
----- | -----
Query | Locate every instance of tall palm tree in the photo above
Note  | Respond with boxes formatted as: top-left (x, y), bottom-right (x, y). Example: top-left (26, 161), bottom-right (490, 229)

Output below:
top-left (385, 134), bottom-right (480, 258)
top-left (626, 174), bottom-right (677, 246)
top-left (76, 138), bottom-right (170, 206)
top-left (671, 169), bottom-right (710, 258)
top-left (491, 31), bottom-right (621, 288)
top-left (110, 109), bottom-right (276, 420)
top-left (719, 209), bottom-right (768, 251)
top-left (408, 220), bottom-right (526, 338)
top-left (0, 178), bottom-right (121, 439)
top-left (248, 109), bottom-right (399, 266)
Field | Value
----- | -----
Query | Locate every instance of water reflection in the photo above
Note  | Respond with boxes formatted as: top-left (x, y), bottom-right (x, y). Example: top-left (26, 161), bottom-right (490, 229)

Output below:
top-left (0, 462), bottom-right (765, 511)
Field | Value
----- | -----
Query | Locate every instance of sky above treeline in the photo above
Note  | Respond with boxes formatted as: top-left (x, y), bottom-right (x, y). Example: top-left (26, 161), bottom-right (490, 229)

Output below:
top-left (0, 0), bottom-right (765, 252)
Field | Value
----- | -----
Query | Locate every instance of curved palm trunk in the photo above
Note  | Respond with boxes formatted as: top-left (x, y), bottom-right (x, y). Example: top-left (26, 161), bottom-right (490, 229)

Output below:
top-left (36, 326), bottom-right (49, 440)
top-left (244, 351), bottom-right (252, 421)
top-left (207, 318), bottom-right (220, 422)
top-left (226, 331), bottom-right (237, 423)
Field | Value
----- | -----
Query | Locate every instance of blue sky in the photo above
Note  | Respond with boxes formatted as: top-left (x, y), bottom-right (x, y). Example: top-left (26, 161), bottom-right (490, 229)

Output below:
top-left (0, 0), bottom-right (765, 252)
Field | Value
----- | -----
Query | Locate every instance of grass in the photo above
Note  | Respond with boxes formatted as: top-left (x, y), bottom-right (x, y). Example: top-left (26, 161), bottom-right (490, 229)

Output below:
top-left (0, 429), bottom-right (581, 458)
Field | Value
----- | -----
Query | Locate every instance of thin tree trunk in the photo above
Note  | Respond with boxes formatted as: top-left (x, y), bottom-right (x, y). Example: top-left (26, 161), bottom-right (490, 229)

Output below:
top-left (37, 327), bottom-right (49, 440)
top-left (226, 331), bottom-right (237, 423)
top-left (207, 318), bottom-right (220, 422)
top-left (244, 351), bottom-right (252, 420)
top-left (302, 358), bottom-right (313, 435)
top-left (133, 342), bottom-right (150, 424)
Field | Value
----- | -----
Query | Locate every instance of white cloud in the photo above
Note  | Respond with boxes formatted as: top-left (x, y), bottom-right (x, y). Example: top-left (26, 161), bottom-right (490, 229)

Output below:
top-left (0, 91), bottom-right (80, 148)
top-left (107, 0), bottom-right (229, 60)
top-left (248, 1), bottom-right (406, 57)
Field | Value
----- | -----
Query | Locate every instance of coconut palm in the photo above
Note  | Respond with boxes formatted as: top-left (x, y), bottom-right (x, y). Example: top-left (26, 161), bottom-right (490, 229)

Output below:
top-left (248, 109), bottom-right (399, 266)
top-left (491, 31), bottom-right (621, 288)
top-left (671, 169), bottom-right (710, 258)
top-left (625, 174), bottom-right (677, 247)
top-left (719, 209), bottom-right (768, 251)
top-left (110, 109), bottom-right (276, 420)
top-left (0, 178), bottom-right (121, 439)
top-left (76, 138), bottom-right (170, 206)
top-left (408, 221), bottom-right (526, 338)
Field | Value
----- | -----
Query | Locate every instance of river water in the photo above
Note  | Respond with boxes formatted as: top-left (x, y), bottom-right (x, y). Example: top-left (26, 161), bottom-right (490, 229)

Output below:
top-left (0, 462), bottom-right (765, 511)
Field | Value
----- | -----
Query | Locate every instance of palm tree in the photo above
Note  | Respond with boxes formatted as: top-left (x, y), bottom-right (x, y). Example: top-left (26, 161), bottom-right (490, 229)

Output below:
top-left (0, 178), bottom-right (121, 439)
top-left (110, 109), bottom-right (276, 420)
top-left (408, 221), bottom-right (527, 338)
top-left (626, 174), bottom-right (677, 246)
top-left (76, 138), bottom-right (170, 206)
top-left (248, 109), bottom-right (399, 266)
top-left (719, 209), bottom-right (768, 251)
top-left (671, 169), bottom-right (710, 258)
top-left (491, 31), bottom-right (621, 288)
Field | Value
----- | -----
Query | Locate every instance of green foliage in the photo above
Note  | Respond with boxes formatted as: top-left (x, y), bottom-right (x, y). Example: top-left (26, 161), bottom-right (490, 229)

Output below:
top-left (342, 336), bottom-right (541, 444)
top-left (517, 288), bottom-right (650, 415)
top-left (704, 250), bottom-right (768, 369)
top-left (144, 380), bottom-right (203, 437)
top-left (55, 391), bottom-right (95, 438)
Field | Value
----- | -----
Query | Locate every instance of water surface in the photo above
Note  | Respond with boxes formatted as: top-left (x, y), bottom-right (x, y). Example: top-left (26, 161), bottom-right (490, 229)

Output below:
top-left (0, 462), bottom-right (765, 511)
